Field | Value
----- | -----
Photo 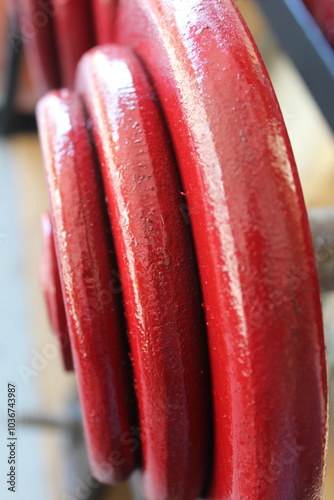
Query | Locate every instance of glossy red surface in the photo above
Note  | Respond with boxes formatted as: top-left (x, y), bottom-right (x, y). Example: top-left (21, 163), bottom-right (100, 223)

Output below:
top-left (37, 90), bottom-right (137, 483)
top-left (304, 0), bottom-right (334, 46)
top-left (51, 0), bottom-right (94, 87)
top-left (91, 0), bottom-right (117, 44)
top-left (114, 1), bottom-right (328, 498)
top-left (40, 211), bottom-right (74, 371)
top-left (76, 45), bottom-right (211, 500)
top-left (19, 0), bottom-right (60, 93)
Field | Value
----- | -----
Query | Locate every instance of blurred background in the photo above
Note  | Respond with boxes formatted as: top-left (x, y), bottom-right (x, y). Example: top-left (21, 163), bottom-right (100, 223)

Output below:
top-left (0, 1), bottom-right (333, 499)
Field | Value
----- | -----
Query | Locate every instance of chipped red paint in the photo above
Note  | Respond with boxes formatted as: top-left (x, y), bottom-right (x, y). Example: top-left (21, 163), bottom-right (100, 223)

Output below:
top-left (114, 1), bottom-right (328, 498)
top-left (40, 211), bottom-right (74, 371)
top-left (304, 0), bottom-right (334, 46)
top-left (76, 45), bottom-right (211, 500)
top-left (37, 90), bottom-right (137, 484)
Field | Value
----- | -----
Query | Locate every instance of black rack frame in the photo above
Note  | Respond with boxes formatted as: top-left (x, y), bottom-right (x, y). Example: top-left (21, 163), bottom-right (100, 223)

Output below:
top-left (257, 0), bottom-right (334, 132)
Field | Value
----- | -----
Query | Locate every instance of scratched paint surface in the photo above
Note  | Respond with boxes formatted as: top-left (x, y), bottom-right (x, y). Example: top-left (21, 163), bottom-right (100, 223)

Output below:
top-left (35, 0), bottom-right (328, 499)
top-left (114, 1), bottom-right (328, 498)
top-left (76, 46), bottom-right (211, 500)
top-left (37, 92), bottom-right (138, 484)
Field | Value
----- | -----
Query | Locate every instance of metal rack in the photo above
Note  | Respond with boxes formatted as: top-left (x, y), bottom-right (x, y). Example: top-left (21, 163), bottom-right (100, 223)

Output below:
top-left (257, 0), bottom-right (334, 132)
top-left (0, 7), bottom-right (36, 135)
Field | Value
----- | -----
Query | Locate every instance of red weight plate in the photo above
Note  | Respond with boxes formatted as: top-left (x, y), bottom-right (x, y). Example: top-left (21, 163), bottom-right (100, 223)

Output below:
top-left (51, 0), bottom-right (94, 87)
top-left (18, 0), bottom-right (60, 93)
top-left (91, 0), bottom-right (117, 44)
top-left (304, 0), bottom-right (334, 46)
top-left (76, 45), bottom-right (211, 500)
top-left (114, 1), bottom-right (328, 498)
top-left (37, 90), bottom-right (137, 483)
top-left (40, 211), bottom-right (74, 371)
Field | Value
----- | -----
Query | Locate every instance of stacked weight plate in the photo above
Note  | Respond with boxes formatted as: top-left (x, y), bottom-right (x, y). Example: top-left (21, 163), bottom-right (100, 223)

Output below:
top-left (19, 1), bottom-right (329, 499)
top-left (18, 0), bottom-right (116, 91)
